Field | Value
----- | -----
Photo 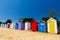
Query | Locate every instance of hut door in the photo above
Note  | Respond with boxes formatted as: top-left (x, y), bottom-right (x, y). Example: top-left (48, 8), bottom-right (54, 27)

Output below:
top-left (49, 21), bottom-right (55, 33)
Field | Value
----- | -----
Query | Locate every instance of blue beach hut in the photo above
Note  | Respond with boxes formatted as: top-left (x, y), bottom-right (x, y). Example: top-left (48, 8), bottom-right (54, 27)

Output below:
top-left (15, 23), bottom-right (18, 29)
top-left (38, 21), bottom-right (47, 32)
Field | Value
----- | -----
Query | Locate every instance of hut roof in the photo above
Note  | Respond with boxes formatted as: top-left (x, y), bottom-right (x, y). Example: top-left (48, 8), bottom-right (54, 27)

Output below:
top-left (47, 17), bottom-right (58, 21)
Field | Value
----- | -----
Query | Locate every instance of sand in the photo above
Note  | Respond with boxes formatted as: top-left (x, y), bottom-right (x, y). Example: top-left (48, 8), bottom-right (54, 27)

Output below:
top-left (0, 27), bottom-right (60, 40)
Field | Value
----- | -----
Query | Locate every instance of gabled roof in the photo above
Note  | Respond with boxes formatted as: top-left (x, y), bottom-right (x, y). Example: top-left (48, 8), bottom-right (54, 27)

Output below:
top-left (47, 17), bottom-right (57, 22)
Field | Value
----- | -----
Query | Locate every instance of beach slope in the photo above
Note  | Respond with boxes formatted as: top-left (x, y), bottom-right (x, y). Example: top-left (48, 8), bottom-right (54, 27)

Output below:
top-left (0, 27), bottom-right (60, 40)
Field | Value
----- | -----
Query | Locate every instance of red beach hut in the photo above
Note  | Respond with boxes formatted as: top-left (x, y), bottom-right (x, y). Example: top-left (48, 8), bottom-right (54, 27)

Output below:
top-left (31, 20), bottom-right (38, 31)
top-left (7, 23), bottom-right (10, 28)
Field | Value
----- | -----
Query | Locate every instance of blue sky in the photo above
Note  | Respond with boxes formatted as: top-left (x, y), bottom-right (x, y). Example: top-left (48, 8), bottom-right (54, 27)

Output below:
top-left (0, 0), bottom-right (60, 22)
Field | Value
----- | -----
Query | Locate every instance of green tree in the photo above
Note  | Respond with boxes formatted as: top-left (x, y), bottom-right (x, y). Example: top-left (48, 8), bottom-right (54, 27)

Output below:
top-left (41, 17), bottom-right (49, 22)
top-left (0, 22), bottom-right (2, 24)
top-left (48, 10), bottom-right (56, 17)
top-left (23, 18), bottom-right (34, 23)
top-left (6, 19), bottom-right (12, 24)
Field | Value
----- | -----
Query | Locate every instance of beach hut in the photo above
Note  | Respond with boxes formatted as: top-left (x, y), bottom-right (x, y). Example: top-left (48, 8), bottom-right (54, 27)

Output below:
top-left (18, 22), bottom-right (25, 30)
top-left (15, 23), bottom-right (18, 29)
top-left (57, 21), bottom-right (60, 34)
top-left (25, 22), bottom-right (31, 30)
top-left (1, 23), bottom-right (7, 28)
top-left (23, 18), bottom-right (33, 30)
top-left (31, 20), bottom-right (38, 31)
top-left (7, 23), bottom-right (10, 28)
top-left (18, 18), bottom-right (25, 30)
top-left (10, 22), bottom-right (15, 29)
top-left (47, 17), bottom-right (58, 33)
top-left (4, 23), bottom-right (7, 28)
top-left (38, 21), bottom-right (47, 32)
top-left (1, 23), bottom-right (3, 27)
top-left (1, 24), bottom-right (3, 27)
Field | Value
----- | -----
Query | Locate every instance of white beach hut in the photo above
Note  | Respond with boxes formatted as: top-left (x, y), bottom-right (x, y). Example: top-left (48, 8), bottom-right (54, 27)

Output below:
top-left (25, 22), bottom-right (31, 30)
top-left (10, 22), bottom-right (15, 29)
top-left (47, 17), bottom-right (58, 33)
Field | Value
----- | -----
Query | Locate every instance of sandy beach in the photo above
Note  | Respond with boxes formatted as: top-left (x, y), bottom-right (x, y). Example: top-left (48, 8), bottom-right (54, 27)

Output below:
top-left (0, 27), bottom-right (60, 40)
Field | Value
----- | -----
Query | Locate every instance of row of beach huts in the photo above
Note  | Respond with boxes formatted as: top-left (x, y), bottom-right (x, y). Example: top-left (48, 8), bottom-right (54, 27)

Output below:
top-left (0, 17), bottom-right (60, 34)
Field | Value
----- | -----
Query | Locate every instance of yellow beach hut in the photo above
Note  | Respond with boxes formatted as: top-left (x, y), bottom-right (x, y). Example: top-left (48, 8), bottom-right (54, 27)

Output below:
top-left (47, 17), bottom-right (58, 33)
